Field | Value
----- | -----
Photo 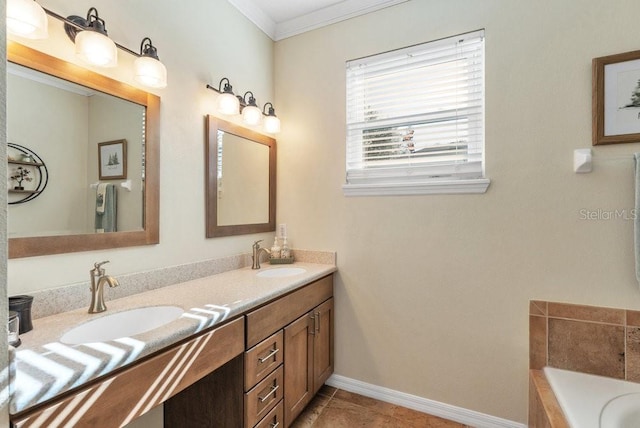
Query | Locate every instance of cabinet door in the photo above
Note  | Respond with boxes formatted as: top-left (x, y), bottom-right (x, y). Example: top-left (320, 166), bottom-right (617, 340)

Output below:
top-left (312, 298), bottom-right (334, 394)
top-left (284, 312), bottom-right (314, 427)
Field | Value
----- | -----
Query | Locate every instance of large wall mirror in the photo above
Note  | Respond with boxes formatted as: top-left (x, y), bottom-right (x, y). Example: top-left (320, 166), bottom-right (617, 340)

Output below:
top-left (206, 116), bottom-right (276, 237)
top-left (7, 41), bottom-right (160, 258)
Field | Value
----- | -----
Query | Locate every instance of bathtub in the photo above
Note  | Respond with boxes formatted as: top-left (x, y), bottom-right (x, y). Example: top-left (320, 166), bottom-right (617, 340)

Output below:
top-left (543, 367), bottom-right (640, 428)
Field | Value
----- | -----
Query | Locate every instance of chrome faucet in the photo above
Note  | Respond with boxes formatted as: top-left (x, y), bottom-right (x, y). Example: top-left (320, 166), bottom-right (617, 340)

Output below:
top-left (252, 240), bottom-right (271, 269)
top-left (88, 261), bottom-right (120, 313)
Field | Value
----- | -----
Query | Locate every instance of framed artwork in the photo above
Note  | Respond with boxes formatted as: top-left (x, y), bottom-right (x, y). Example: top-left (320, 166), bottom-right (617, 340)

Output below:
top-left (98, 139), bottom-right (127, 180)
top-left (593, 50), bottom-right (640, 145)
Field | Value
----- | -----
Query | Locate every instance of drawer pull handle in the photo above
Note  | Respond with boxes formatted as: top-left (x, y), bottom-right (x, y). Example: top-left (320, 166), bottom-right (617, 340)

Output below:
top-left (270, 422), bottom-right (280, 428)
top-left (258, 347), bottom-right (280, 364)
top-left (258, 384), bottom-right (279, 403)
top-left (310, 312), bottom-right (320, 335)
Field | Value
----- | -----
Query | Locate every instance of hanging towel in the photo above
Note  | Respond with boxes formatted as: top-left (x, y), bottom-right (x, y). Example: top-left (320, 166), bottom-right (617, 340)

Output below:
top-left (635, 154), bottom-right (640, 283)
top-left (95, 183), bottom-right (117, 233)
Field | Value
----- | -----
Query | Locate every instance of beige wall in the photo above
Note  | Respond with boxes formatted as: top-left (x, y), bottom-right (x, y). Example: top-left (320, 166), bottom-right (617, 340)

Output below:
top-left (218, 133), bottom-right (270, 226)
top-left (87, 95), bottom-right (144, 232)
top-left (7, 0), bottom-right (274, 294)
top-left (7, 74), bottom-right (90, 236)
top-left (274, 0), bottom-right (640, 423)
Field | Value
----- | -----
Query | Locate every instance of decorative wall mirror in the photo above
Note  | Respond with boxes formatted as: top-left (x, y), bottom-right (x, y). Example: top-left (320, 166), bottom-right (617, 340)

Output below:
top-left (206, 116), bottom-right (276, 237)
top-left (7, 41), bottom-right (160, 258)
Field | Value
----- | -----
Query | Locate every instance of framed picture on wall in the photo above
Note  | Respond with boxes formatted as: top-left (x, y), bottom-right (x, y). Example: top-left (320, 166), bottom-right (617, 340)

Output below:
top-left (98, 139), bottom-right (127, 180)
top-left (593, 50), bottom-right (640, 145)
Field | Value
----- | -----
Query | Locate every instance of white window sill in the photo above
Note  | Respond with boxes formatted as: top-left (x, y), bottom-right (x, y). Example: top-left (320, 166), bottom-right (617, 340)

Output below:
top-left (342, 178), bottom-right (491, 197)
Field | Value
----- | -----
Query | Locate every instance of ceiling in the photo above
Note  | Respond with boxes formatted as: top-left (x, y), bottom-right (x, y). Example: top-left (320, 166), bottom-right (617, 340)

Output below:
top-left (228, 0), bottom-right (409, 41)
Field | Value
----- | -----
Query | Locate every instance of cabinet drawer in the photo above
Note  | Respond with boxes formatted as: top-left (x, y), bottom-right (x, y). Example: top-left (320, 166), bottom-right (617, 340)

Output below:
top-left (245, 365), bottom-right (284, 428)
top-left (254, 399), bottom-right (283, 428)
top-left (245, 330), bottom-right (283, 391)
top-left (246, 275), bottom-right (333, 348)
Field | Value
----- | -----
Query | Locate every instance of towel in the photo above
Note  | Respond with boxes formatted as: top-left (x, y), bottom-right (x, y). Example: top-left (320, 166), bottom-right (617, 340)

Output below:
top-left (95, 183), bottom-right (117, 233)
top-left (635, 154), bottom-right (640, 283)
top-left (96, 183), bottom-right (108, 214)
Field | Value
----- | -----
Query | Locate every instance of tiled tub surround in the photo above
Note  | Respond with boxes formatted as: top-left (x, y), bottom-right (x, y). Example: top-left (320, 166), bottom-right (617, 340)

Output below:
top-left (9, 254), bottom-right (336, 415)
top-left (528, 300), bottom-right (640, 426)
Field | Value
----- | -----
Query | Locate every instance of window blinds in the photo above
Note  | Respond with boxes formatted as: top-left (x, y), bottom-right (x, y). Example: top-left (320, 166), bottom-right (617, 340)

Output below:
top-left (345, 30), bottom-right (485, 186)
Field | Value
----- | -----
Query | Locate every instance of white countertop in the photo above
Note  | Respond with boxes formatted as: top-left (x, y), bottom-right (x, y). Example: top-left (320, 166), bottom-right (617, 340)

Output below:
top-left (10, 262), bottom-right (336, 414)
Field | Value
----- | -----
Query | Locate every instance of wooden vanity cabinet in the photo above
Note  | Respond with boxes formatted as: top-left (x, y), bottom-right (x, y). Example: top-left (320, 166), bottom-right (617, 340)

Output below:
top-left (245, 274), bottom-right (334, 428)
top-left (284, 298), bottom-right (334, 426)
top-left (11, 317), bottom-right (245, 428)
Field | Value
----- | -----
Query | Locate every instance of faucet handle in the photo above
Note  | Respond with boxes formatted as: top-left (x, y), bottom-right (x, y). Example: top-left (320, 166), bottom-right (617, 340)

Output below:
top-left (93, 260), bottom-right (110, 273)
top-left (253, 240), bottom-right (263, 249)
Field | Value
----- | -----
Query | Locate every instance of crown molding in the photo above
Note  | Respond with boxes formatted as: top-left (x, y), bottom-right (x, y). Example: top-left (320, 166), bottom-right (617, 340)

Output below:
top-left (227, 0), bottom-right (277, 40)
top-left (274, 0), bottom-right (408, 41)
top-left (229, 0), bottom-right (409, 42)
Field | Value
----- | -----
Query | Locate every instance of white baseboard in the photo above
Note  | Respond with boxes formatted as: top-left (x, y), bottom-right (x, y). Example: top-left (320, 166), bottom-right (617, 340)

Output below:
top-left (325, 374), bottom-right (526, 428)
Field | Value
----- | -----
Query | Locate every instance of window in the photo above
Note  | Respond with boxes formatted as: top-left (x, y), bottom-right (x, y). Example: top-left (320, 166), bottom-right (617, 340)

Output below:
top-left (343, 29), bottom-right (489, 196)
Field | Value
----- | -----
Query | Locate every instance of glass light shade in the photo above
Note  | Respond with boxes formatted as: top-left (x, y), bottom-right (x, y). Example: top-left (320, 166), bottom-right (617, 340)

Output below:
top-left (134, 56), bottom-right (167, 88)
top-left (75, 30), bottom-right (117, 67)
top-left (217, 92), bottom-right (240, 115)
top-left (242, 105), bottom-right (262, 126)
top-left (7, 0), bottom-right (48, 39)
top-left (263, 115), bottom-right (281, 134)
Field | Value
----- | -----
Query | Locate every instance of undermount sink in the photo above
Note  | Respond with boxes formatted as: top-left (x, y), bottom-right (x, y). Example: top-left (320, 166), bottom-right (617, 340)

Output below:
top-left (60, 306), bottom-right (184, 345)
top-left (256, 267), bottom-right (307, 278)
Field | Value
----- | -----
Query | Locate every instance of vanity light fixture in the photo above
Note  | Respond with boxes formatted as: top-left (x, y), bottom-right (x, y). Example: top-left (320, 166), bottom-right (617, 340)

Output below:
top-left (241, 92), bottom-right (262, 126)
top-left (6, 0), bottom-right (48, 39)
top-left (8, 4), bottom-right (168, 89)
top-left (205, 83), bottom-right (281, 132)
top-left (133, 38), bottom-right (167, 89)
top-left (262, 103), bottom-right (281, 134)
top-left (65, 7), bottom-right (118, 68)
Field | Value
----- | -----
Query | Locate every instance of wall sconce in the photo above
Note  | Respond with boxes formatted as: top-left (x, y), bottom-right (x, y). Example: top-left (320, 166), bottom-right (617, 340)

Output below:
top-left (241, 92), bottom-right (262, 126)
top-left (133, 38), bottom-right (167, 89)
top-left (206, 82), bottom-right (280, 133)
top-left (6, 0), bottom-right (48, 39)
top-left (262, 103), bottom-right (281, 134)
top-left (65, 8), bottom-right (117, 67)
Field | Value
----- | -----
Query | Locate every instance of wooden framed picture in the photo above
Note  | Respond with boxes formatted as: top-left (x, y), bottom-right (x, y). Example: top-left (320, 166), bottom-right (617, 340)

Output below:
top-left (593, 50), bottom-right (640, 145)
top-left (98, 139), bottom-right (127, 180)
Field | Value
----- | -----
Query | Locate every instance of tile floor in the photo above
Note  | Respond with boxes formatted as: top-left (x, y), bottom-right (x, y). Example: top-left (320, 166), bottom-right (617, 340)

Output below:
top-left (291, 386), bottom-right (470, 428)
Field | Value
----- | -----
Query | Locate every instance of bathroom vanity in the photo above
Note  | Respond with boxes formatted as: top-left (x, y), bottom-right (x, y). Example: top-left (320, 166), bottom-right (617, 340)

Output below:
top-left (165, 274), bottom-right (333, 428)
top-left (9, 263), bottom-right (335, 428)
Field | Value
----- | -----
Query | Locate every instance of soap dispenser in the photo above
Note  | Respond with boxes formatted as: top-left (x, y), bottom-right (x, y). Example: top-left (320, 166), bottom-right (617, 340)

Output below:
top-left (281, 237), bottom-right (291, 259)
top-left (270, 236), bottom-right (281, 259)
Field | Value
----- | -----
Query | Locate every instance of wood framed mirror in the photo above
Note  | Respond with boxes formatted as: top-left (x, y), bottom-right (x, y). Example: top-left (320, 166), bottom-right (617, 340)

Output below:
top-left (206, 116), bottom-right (276, 237)
top-left (7, 42), bottom-right (160, 258)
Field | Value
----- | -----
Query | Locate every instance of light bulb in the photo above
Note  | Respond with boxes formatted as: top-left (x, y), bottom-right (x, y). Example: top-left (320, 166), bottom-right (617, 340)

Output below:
top-left (242, 105), bottom-right (262, 126)
top-left (217, 93), bottom-right (240, 116)
top-left (7, 0), bottom-right (48, 39)
top-left (75, 30), bottom-right (117, 67)
top-left (263, 115), bottom-right (281, 134)
top-left (134, 56), bottom-right (167, 88)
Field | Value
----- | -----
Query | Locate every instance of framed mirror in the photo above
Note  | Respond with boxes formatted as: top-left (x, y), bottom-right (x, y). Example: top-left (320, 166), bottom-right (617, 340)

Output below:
top-left (206, 116), bottom-right (276, 237)
top-left (7, 41), bottom-right (160, 258)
